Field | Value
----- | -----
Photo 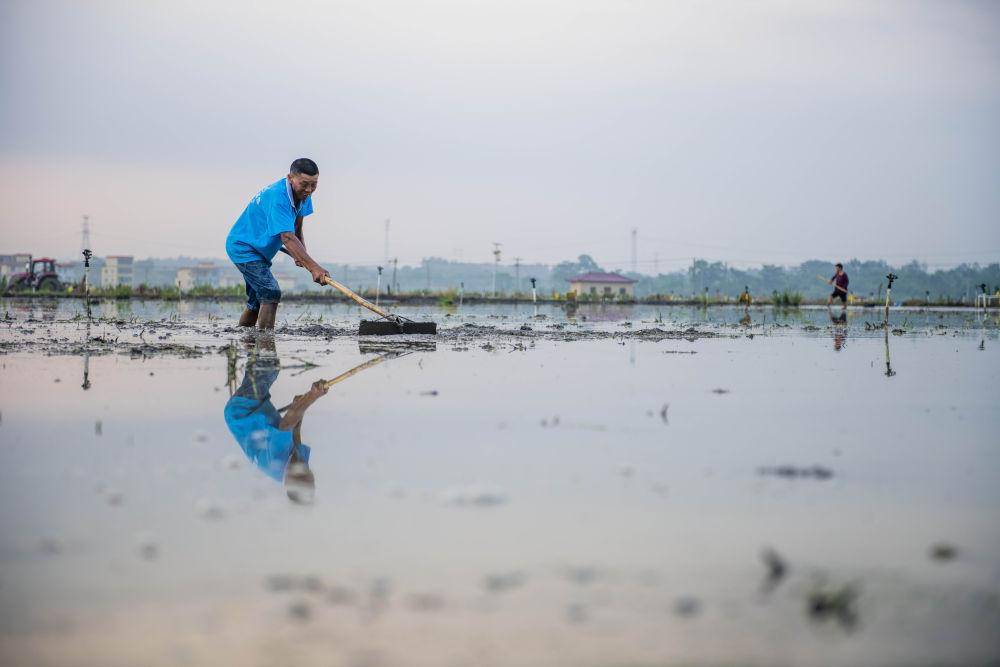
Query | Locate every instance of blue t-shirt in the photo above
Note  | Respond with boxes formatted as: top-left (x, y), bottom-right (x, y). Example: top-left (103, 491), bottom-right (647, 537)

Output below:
top-left (226, 178), bottom-right (314, 264)
top-left (224, 393), bottom-right (311, 482)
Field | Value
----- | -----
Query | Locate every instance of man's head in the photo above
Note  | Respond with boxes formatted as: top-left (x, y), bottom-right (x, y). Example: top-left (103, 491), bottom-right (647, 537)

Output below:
top-left (835, 263), bottom-right (843, 274)
top-left (288, 158), bottom-right (319, 202)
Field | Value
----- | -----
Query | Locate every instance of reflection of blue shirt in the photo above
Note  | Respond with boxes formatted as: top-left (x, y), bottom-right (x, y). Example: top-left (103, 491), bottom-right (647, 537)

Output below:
top-left (226, 178), bottom-right (314, 264)
top-left (224, 393), bottom-right (311, 482)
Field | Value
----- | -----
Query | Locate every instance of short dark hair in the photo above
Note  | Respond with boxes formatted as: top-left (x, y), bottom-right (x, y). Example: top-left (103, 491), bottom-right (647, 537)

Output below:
top-left (835, 262), bottom-right (843, 269)
top-left (290, 158), bottom-right (318, 176)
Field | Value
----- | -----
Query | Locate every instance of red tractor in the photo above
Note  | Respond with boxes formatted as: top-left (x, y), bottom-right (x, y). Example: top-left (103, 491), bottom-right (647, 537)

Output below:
top-left (4, 256), bottom-right (63, 293)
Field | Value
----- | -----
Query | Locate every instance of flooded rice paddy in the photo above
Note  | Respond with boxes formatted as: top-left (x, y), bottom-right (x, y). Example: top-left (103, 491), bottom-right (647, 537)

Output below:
top-left (1, 298), bottom-right (999, 666)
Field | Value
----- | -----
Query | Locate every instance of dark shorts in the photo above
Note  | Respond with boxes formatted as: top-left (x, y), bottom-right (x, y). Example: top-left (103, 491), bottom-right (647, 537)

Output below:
top-left (235, 260), bottom-right (281, 311)
top-left (831, 289), bottom-right (847, 302)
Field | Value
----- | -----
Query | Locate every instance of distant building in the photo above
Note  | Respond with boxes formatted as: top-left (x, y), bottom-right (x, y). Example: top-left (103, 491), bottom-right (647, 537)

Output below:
top-left (567, 272), bottom-right (637, 299)
top-left (273, 273), bottom-right (297, 293)
top-left (101, 255), bottom-right (134, 288)
top-left (218, 273), bottom-right (244, 289)
top-left (0, 253), bottom-right (32, 280)
top-left (176, 263), bottom-right (220, 290)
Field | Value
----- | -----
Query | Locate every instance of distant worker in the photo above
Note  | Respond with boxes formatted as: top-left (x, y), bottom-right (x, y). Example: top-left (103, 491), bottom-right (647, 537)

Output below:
top-left (738, 286), bottom-right (752, 306)
top-left (225, 158), bottom-right (330, 331)
top-left (826, 263), bottom-right (849, 308)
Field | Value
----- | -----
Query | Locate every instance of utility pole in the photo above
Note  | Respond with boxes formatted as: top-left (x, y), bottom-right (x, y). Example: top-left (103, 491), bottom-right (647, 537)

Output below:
top-left (492, 242), bottom-right (502, 297)
top-left (81, 215), bottom-right (91, 254)
top-left (630, 227), bottom-right (637, 274)
top-left (383, 219), bottom-right (390, 265)
top-left (391, 258), bottom-right (398, 294)
top-left (514, 257), bottom-right (522, 295)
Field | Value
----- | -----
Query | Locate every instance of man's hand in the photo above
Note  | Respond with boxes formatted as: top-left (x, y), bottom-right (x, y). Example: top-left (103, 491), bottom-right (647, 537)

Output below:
top-left (310, 265), bottom-right (330, 284)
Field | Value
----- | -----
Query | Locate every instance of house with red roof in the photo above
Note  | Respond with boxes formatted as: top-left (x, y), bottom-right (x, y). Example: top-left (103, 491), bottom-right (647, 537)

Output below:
top-left (567, 272), bottom-right (637, 300)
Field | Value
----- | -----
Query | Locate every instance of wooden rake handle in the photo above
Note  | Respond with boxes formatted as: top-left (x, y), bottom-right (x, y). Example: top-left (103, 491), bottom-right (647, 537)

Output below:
top-left (321, 275), bottom-right (399, 322)
top-left (277, 246), bottom-right (399, 322)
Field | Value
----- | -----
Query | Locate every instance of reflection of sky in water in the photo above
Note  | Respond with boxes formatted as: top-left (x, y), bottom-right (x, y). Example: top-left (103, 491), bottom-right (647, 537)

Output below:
top-left (0, 315), bottom-right (998, 665)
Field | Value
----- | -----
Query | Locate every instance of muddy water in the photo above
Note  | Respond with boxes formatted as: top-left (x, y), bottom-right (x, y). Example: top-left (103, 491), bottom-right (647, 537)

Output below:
top-left (1, 300), bottom-right (998, 666)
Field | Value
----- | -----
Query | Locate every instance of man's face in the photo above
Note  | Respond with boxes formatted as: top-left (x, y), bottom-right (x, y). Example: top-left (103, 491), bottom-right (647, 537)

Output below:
top-left (835, 266), bottom-right (842, 275)
top-left (288, 173), bottom-right (319, 200)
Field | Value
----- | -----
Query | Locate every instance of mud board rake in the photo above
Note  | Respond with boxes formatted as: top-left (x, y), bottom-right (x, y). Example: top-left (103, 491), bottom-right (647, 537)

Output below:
top-left (279, 247), bottom-right (436, 335)
top-left (320, 275), bottom-right (437, 335)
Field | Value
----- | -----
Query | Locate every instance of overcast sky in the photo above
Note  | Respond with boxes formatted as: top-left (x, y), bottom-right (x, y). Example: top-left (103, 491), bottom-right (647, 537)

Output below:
top-left (1, 0), bottom-right (998, 272)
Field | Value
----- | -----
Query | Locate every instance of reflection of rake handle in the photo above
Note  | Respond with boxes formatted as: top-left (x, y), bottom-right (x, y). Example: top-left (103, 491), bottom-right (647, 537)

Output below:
top-left (277, 353), bottom-right (400, 412)
top-left (816, 275), bottom-right (850, 294)
top-left (319, 354), bottom-right (391, 390)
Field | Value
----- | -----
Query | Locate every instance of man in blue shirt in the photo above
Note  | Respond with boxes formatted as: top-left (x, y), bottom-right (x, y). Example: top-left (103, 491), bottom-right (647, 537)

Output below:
top-left (226, 158), bottom-right (330, 330)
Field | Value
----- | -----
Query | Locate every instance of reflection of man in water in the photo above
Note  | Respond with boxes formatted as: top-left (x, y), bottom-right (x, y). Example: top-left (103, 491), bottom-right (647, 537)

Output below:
top-left (829, 308), bottom-right (848, 351)
top-left (224, 347), bottom-right (325, 504)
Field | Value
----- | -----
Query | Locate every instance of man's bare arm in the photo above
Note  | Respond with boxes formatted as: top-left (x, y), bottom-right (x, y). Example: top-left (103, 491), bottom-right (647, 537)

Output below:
top-left (278, 381), bottom-right (328, 431)
top-left (292, 216), bottom-right (305, 266)
top-left (280, 232), bottom-right (329, 284)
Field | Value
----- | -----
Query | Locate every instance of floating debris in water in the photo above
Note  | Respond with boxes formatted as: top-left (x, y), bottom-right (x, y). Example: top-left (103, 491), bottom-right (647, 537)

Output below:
top-left (761, 547), bottom-right (787, 593)
top-left (136, 533), bottom-right (159, 561)
top-left (929, 542), bottom-right (958, 562)
top-left (104, 489), bottom-right (125, 506)
top-left (483, 572), bottom-right (526, 593)
top-left (673, 596), bottom-right (702, 617)
top-left (650, 482), bottom-right (669, 497)
top-left (565, 567), bottom-right (599, 586)
top-left (660, 403), bottom-right (669, 424)
top-left (419, 390), bottom-right (439, 396)
top-left (193, 430), bottom-right (210, 443)
top-left (265, 574), bottom-right (296, 592)
top-left (38, 537), bottom-right (63, 555)
top-left (326, 585), bottom-right (359, 606)
top-left (710, 388), bottom-right (731, 395)
top-left (287, 600), bottom-right (312, 622)
top-left (443, 485), bottom-right (509, 507)
top-left (565, 602), bottom-right (588, 624)
top-left (368, 577), bottom-right (392, 612)
top-left (94, 420), bottom-right (102, 436)
top-left (758, 465), bottom-right (834, 480)
top-left (618, 464), bottom-right (636, 479)
top-left (195, 498), bottom-right (225, 520)
top-left (406, 592), bottom-right (445, 611)
top-left (807, 580), bottom-right (859, 630)
top-left (220, 454), bottom-right (242, 470)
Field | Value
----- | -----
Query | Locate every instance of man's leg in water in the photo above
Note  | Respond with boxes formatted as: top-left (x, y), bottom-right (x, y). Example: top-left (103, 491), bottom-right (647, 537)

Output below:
top-left (239, 308), bottom-right (259, 327)
top-left (257, 302), bottom-right (278, 330)
top-left (234, 261), bottom-right (282, 331)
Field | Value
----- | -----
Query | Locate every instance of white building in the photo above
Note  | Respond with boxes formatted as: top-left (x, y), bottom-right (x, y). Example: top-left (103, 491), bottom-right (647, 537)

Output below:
top-left (176, 264), bottom-right (220, 290)
top-left (0, 253), bottom-right (32, 280)
top-left (274, 273), bottom-right (297, 293)
top-left (101, 255), bottom-right (134, 288)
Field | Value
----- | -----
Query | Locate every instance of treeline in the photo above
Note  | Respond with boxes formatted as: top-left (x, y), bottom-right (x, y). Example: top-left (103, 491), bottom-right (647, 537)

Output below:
top-left (622, 258), bottom-right (999, 302)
